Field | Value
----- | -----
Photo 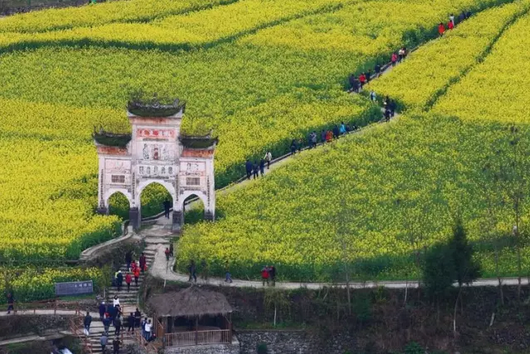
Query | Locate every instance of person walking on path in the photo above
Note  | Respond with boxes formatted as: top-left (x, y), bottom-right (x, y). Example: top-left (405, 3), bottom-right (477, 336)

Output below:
top-left (332, 125), bottom-right (340, 139)
top-left (290, 140), bottom-right (297, 155)
top-left (449, 13), bottom-right (455, 26)
top-left (6, 292), bottom-right (14, 314)
top-left (188, 260), bottom-right (197, 283)
top-left (297, 138), bottom-right (303, 153)
top-left (163, 199), bottom-right (171, 219)
top-left (359, 73), bottom-right (367, 89)
top-left (100, 333), bottom-right (108, 354)
top-left (139, 253), bottom-right (147, 273)
top-left (321, 130), bottom-right (326, 144)
top-left (264, 151), bottom-right (272, 169)
top-left (391, 52), bottom-right (398, 66)
top-left (348, 74), bottom-right (359, 93)
top-left (125, 251), bottom-right (132, 271)
top-left (370, 90), bottom-right (377, 103)
top-left (165, 247), bottom-right (171, 262)
top-left (106, 303), bottom-right (114, 321)
top-left (114, 315), bottom-right (122, 336)
top-left (384, 109), bottom-right (392, 122)
top-left (325, 130), bottom-right (333, 143)
top-left (339, 122), bottom-right (347, 135)
top-left (116, 271), bottom-right (123, 291)
top-left (103, 314), bottom-right (111, 335)
top-left (225, 271), bottom-right (233, 283)
top-left (259, 159), bottom-right (265, 176)
top-left (252, 162), bottom-right (259, 179)
top-left (113, 295), bottom-right (120, 307)
top-left (169, 243), bottom-right (174, 257)
top-left (133, 266), bottom-right (140, 286)
top-left (125, 272), bottom-right (132, 292)
top-left (245, 159), bottom-right (253, 180)
top-left (398, 47), bottom-right (405, 62)
top-left (448, 20), bottom-right (454, 30)
top-left (269, 265), bottom-right (276, 286)
top-left (98, 301), bottom-right (106, 321)
top-left (141, 317), bottom-right (147, 339)
top-left (388, 99), bottom-right (396, 117)
top-left (375, 63), bottom-right (382, 77)
top-left (112, 337), bottom-right (120, 354)
top-left (366, 70), bottom-right (373, 83)
top-left (309, 131), bottom-right (317, 148)
top-left (144, 319), bottom-right (152, 341)
top-left (134, 308), bottom-right (142, 329)
top-left (261, 266), bottom-right (270, 286)
top-left (438, 22), bottom-right (445, 36)
top-left (127, 312), bottom-right (135, 333)
top-left (83, 312), bottom-right (92, 336)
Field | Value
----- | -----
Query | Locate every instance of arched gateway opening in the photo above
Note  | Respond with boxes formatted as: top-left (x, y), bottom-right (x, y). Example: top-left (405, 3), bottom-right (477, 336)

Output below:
top-left (140, 182), bottom-right (173, 219)
top-left (107, 191), bottom-right (131, 219)
top-left (94, 97), bottom-right (217, 231)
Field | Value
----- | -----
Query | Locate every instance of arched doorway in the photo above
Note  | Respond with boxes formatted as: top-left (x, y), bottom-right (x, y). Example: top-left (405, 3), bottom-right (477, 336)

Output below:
top-left (183, 194), bottom-right (206, 224)
top-left (107, 191), bottom-right (131, 220)
top-left (140, 182), bottom-right (173, 219)
top-left (133, 180), bottom-right (176, 229)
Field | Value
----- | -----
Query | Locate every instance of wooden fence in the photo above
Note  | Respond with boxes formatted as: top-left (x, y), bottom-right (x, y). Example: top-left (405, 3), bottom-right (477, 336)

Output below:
top-left (164, 329), bottom-right (232, 347)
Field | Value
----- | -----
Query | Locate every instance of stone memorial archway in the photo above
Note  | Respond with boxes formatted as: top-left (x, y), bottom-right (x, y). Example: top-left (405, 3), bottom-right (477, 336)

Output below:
top-left (94, 99), bottom-right (217, 231)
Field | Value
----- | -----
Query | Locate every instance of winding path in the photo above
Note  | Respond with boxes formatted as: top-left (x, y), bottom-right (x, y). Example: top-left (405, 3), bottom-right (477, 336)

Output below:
top-left (149, 242), bottom-right (526, 290)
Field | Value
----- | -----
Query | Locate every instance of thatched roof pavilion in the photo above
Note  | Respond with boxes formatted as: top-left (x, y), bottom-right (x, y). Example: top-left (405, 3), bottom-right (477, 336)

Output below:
top-left (148, 286), bottom-right (232, 318)
top-left (147, 286), bottom-right (234, 348)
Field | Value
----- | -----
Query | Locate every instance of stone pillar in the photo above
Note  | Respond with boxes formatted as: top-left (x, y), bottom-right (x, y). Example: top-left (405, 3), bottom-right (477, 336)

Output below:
top-left (96, 206), bottom-right (108, 215)
top-left (129, 207), bottom-right (140, 230)
top-left (172, 210), bottom-right (184, 232)
top-left (204, 210), bottom-right (215, 221)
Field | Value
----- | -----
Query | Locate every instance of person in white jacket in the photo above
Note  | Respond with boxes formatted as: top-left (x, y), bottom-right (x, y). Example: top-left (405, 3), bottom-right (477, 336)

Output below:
top-left (113, 295), bottom-right (120, 307)
top-left (264, 151), bottom-right (272, 169)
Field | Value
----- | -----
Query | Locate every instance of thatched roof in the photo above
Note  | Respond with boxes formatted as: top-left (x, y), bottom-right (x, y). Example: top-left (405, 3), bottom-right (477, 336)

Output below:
top-left (147, 286), bottom-right (232, 318)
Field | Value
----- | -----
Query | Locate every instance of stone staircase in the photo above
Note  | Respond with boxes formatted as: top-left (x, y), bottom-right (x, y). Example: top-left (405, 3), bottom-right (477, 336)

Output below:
top-left (76, 218), bottom-right (175, 353)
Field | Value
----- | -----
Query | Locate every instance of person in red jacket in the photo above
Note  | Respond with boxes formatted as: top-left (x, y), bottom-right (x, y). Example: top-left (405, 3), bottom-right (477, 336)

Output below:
top-left (391, 52), bottom-right (398, 66)
top-left (359, 73), bottom-right (367, 89)
top-left (261, 266), bottom-right (270, 286)
top-left (438, 22), bottom-right (446, 36)
top-left (448, 20), bottom-right (454, 30)
top-left (133, 267), bottom-right (140, 286)
top-left (125, 273), bottom-right (132, 292)
top-left (325, 130), bottom-right (333, 143)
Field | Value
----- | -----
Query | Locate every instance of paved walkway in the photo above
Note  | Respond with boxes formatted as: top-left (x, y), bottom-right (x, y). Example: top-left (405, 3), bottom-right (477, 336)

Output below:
top-left (149, 244), bottom-right (525, 290)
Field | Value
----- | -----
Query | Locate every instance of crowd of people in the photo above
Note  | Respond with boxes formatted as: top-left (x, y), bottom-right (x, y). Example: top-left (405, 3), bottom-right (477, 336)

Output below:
top-left (439, 11), bottom-right (472, 36)
top-left (186, 259), bottom-right (277, 286)
top-left (111, 251), bottom-right (147, 293)
top-left (243, 123), bottom-right (362, 177)
top-left (245, 151), bottom-right (273, 180)
top-left (94, 298), bottom-right (155, 353)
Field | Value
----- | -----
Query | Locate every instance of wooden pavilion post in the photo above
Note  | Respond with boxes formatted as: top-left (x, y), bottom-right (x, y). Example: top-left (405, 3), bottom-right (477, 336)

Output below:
top-left (195, 316), bottom-right (199, 345)
top-left (229, 313), bottom-right (233, 342)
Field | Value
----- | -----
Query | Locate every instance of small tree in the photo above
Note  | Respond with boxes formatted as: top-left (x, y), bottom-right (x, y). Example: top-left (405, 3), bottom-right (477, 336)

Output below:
top-left (449, 219), bottom-right (481, 287)
top-left (423, 243), bottom-right (455, 320)
top-left (447, 219), bottom-right (481, 335)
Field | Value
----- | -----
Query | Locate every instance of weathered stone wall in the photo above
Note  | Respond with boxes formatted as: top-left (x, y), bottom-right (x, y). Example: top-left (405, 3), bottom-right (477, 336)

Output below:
top-left (236, 330), bottom-right (357, 354)
top-left (164, 342), bottom-right (240, 354)
top-left (0, 315), bottom-right (70, 339)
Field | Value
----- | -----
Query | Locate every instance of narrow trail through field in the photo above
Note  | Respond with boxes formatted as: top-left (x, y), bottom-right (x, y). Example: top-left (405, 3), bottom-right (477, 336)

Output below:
top-left (150, 242), bottom-right (526, 290)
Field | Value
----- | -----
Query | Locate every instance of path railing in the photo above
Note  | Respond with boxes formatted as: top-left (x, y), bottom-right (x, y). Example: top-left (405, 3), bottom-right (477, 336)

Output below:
top-left (69, 312), bottom-right (92, 354)
top-left (9, 299), bottom-right (83, 315)
top-left (164, 329), bottom-right (231, 347)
